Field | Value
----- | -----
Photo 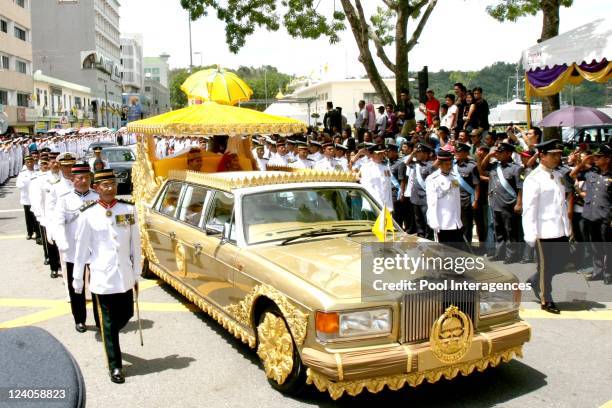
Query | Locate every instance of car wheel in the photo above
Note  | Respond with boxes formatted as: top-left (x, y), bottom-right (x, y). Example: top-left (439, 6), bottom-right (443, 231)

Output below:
top-left (141, 258), bottom-right (156, 279)
top-left (256, 307), bottom-right (307, 396)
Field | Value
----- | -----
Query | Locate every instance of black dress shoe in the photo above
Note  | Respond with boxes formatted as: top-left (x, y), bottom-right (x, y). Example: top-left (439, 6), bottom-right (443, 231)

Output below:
top-left (44, 258), bottom-right (50, 265)
top-left (604, 277), bottom-right (612, 285)
top-left (541, 302), bottom-right (560, 314)
top-left (519, 258), bottom-right (533, 264)
top-left (35, 238), bottom-right (42, 245)
top-left (503, 258), bottom-right (518, 264)
top-left (110, 368), bottom-right (125, 384)
top-left (586, 274), bottom-right (603, 282)
top-left (487, 254), bottom-right (503, 262)
top-left (50, 270), bottom-right (58, 279)
top-left (75, 323), bottom-right (86, 333)
top-left (26, 235), bottom-right (33, 240)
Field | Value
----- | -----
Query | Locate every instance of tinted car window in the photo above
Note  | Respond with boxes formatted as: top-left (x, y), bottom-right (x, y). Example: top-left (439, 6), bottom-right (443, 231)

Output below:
top-left (105, 149), bottom-right (135, 162)
top-left (158, 182), bottom-right (184, 218)
top-left (178, 185), bottom-right (209, 227)
top-left (205, 191), bottom-right (234, 234)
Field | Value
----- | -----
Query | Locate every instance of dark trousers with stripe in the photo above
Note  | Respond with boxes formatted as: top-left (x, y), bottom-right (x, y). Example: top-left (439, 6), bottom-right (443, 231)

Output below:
top-left (23, 205), bottom-right (38, 238)
top-left (528, 236), bottom-right (569, 303)
top-left (66, 262), bottom-right (99, 327)
top-left (95, 290), bottom-right (134, 370)
top-left (586, 220), bottom-right (611, 281)
top-left (493, 210), bottom-right (521, 261)
top-left (47, 238), bottom-right (61, 273)
top-left (414, 204), bottom-right (433, 240)
top-left (40, 225), bottom-right (49, 260)
top-left (461, 205), bottom-right (474, 243)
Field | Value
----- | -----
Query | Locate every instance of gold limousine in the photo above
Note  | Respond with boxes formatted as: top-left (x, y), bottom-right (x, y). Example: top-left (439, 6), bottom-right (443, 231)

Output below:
top-left (137, 168), bottom-right (531, 399)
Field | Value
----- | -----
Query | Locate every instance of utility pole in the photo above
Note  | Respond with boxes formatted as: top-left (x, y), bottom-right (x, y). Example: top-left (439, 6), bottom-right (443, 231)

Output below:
top-left (264, 68), bottom-right (268, 109)
top-left (188, 11), bottom-right (193, 73)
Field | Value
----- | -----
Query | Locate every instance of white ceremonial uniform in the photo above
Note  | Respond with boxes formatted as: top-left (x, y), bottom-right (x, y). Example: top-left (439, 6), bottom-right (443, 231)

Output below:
top-left (352, 155), bottom-right (370, 171)
top-left (72, 201), bottom-right (141, 295)
top-left (267, 153), bottom-right (289, 167)
top-left (314, 157), bottom-right (344, 171)
top-left (289, 158), bottom-right (314, 169)
top-left (307, 152), bottom-right (323, 162)
top-left (46, 175), bottom-right (74, 234)
top-left (425, 169), bottom-right (462, 233)
top-left (53, 189), bottom-right (99, 262)
top-left (29, 170), bottom-right (49, 224)
top-left (360, 161), bottom-right (393, 210)
top-left (255, 157), bottom-right (268, 171)
top-left (521, 165), bottom-right (571, 246)
top-left (16, 169), bottom-right (38, 205)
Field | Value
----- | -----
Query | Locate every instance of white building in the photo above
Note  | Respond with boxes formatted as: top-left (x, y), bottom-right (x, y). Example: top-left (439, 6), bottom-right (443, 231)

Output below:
top-left (120, 33), bottom-right (143, 93)
top-left (33, 70), bottom-right (93, 132)
top-left (143, 53), bottom-right (170, 88)
top-left (289, 78), bottom-right (397, 126)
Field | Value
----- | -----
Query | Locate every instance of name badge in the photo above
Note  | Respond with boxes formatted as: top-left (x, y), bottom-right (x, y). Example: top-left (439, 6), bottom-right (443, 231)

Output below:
top-left (115, 214), bottom-right (135, 226)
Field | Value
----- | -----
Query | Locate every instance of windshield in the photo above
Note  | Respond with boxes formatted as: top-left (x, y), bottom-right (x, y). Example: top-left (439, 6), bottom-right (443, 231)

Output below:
top-left (104, 149), bottom-right (135, 162)
top-left (242, 187), bottom-right (381, 245)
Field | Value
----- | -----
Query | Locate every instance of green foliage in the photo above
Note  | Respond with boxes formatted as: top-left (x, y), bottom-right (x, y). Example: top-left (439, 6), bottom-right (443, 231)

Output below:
top-left (167, 65), bottom-right (293, 110)
top-left (486, 0), bottom-right (574, 22)
top-left (413, 61), bottom-right (606, 108)
top-left (370, 6), bottom-right (396, 46)
top-left (180, 0), bottom-right (345, 53)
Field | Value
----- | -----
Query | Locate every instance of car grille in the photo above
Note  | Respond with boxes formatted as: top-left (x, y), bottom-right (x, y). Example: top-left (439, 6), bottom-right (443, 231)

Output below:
top-left (403, 288), bottom-right (478, 343)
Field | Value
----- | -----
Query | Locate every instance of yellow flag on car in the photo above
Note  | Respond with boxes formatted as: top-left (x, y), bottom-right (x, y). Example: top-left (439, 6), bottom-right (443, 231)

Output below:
top-left (372, 205), bottom-right (395, 242)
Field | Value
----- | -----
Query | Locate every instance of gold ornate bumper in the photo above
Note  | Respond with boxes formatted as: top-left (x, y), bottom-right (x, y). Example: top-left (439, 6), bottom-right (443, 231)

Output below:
top-left (306, 346), bottom-right (523, 400)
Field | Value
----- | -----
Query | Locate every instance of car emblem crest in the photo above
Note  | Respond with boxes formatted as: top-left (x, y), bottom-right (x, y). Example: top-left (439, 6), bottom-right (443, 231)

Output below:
top-left (430, 305), bottom-right (473, 364)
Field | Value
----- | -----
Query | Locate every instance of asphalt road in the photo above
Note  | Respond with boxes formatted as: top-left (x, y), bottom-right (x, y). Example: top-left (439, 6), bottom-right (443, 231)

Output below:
top-left (0, 178), bottom-right (611, 408)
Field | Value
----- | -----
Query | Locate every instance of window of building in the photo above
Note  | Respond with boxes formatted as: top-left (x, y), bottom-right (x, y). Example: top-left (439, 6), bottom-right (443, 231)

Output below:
top-left (1, 19), bottom-right (7, 33)
top-left (152, 67), bottom-right (160, 74)
top-left (1, 55), bottom-right (9, 70)
top-left (17, 93), bottom-right (28, 107)
top-left (14, 26), bottom-right (26, 41)
top-left (153, 76), bottom-right (160, 82)
top-left (35, 88), bottom-right (41, 106)
top-left (16, 0), bottom-right (25, 8)
top-left (144, 86), bottom-right (151, 92)
top-left (16, 60), bottom-right (26, 74)
top-left (0, 90), bottom-right (8, 105)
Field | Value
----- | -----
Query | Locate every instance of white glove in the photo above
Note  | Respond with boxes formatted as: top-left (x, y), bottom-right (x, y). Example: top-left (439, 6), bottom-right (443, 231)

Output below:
top-left (73, 279), bottom-right (84, 295)
top-left (525, 240), bottom-right (535, 248)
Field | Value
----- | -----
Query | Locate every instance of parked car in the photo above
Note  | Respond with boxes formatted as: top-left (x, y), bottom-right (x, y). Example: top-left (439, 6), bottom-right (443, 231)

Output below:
top-left (84, 141), bottom-right (117, 158)
top-left (102, 146), bottom-right (135, 194)
top-left (138, 170), bottom-right (531, 399)
top-left (562, 125), bottom-right (612, 149)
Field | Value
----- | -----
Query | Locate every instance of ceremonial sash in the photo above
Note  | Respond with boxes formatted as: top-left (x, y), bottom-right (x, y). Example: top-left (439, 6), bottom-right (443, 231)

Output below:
top-left (415, 163), bottom-right (425, 190)
top-left (495, 164), bottom-right (517, 199)
top-left (453, 163), bottom-right (475, 204)
top-left (389, 172), bottom-right (401, 200)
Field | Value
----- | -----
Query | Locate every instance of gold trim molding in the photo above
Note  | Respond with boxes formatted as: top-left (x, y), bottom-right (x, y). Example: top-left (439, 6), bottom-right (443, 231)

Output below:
top-left (149, 262), bottom-right (257, 348)
top-left (306, 346), bottom-right (523, 400)
top-left (224, 284), bottom-right (309, 346)
top-left (168, 169), bottom-right (358, 193)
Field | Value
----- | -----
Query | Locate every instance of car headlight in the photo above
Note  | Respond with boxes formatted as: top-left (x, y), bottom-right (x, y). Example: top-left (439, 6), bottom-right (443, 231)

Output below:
top-left (316, 308), bottom-right (392, 342)
top-left (479, 289), bottom-right (520, 316)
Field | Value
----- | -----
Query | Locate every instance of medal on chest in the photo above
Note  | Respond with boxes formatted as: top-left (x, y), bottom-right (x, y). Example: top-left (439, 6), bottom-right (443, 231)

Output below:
top-left (106, 210), bottom-right (112, 217)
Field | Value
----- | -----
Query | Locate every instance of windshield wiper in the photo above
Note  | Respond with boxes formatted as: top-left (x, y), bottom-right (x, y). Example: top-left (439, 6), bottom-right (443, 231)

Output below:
top-left (279, 228), bottom-right (349, 246)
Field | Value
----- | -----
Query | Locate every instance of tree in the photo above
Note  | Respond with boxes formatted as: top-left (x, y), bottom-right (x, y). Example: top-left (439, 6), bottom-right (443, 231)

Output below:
top-left (486, 0), bottom-right (574, 138)
top-left (179, 0), bottom-right (439, 106)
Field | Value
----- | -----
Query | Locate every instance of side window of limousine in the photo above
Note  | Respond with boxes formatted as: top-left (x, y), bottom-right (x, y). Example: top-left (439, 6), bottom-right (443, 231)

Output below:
top-left (157, 182), bottom-right (184, 219)
top-left (178, 185), bottom-right (210, 228)
top-left (205, 191), bottom-right (235, 238)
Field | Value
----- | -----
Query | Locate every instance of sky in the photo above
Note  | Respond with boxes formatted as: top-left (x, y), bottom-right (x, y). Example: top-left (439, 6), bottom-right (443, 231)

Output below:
top-left (120, 0), bottom-right (611, 78)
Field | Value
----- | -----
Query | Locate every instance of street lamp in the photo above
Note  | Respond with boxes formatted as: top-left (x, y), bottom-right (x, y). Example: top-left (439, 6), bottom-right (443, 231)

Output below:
top-left (188, 11), bottom-right (193, 73)
top-left (193, 51), bottom-right (203, 67)
top-left (102, 79), bottom-right (109, 127)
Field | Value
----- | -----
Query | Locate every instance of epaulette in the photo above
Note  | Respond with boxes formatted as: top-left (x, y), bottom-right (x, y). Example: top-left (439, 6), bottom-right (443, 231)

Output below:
top-left (79, 201), bottom-right (96, 212)
top-left (307, 158), bottom-right (314, 161)
top-left (117, 198), bottom-right (134, 205)
top-left (48, 178), bottom-right (60, 184)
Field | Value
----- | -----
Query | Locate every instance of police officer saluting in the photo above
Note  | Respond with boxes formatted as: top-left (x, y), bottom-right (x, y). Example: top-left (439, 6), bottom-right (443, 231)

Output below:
top-left (453, 143), bottom-right (480, 244)
top-left (570, 143), bottom-right (611, 284)
top-left (522, 140), bottom-right (571, 314)
top-left (408, 143), bottom-right (435, 239)
top-left (72, 169), bottom-right (141, 384)
top-left (480, 142), bottom-right (523, 263)
top-left (53, 162), bottom-right (100, 332)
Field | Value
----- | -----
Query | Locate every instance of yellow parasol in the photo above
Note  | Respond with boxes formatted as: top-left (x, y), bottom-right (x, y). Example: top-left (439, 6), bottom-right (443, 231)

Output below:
top-left (180, 66), bottom-right (254, 106)
top-left (127, 101), bottom-right (306, 136)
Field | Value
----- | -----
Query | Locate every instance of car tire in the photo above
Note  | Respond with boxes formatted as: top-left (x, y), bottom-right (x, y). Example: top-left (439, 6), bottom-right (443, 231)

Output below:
top-left (141, 258), bottom-right (156, 279)
top-left (256, 306), bottom-right (307, 396)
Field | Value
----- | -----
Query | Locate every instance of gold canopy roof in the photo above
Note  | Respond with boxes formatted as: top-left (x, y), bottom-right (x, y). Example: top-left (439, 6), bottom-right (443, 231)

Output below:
top-left (127, 101), bottom-right (306, 136)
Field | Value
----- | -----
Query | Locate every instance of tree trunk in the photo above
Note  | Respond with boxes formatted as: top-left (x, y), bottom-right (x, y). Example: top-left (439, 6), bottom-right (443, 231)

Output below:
top-left (540, 0), bottom-right (561, 140)
top-left (340, 0), bottom-right (395, 106)
top-left (394, 7), bottom-right (410, 103)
